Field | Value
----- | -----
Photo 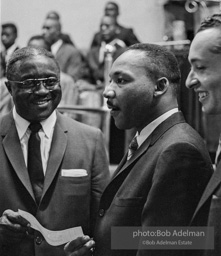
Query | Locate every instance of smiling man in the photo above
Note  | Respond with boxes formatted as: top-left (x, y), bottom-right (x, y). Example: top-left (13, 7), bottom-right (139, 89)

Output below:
top-left (0, 46), bottom-right (109, 256)
top-left (64, 43), bottom-right (213, 256)
top-left (186, 13), bottom-right (221, 256)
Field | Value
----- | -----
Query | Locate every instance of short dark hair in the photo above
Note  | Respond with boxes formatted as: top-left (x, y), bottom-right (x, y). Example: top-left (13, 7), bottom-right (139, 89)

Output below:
top-left (106, 1), bottom-right (119, 11)
top-left (2, 23), bottom-right (17, 36)
top-left (198, 13), bottom-right (221, 32)
top-left (197, 13), bottom-right (221, 54)
top-left (127, 43), bottom-right (181, 96)
top-left (105, 1), bottom-right (119, 15)
top-left (6, 46), bottom-right (60, 80)
top-left (46, 11), bottom-right (60, 20)
top-left (28, 35), bottom-right (51, 51)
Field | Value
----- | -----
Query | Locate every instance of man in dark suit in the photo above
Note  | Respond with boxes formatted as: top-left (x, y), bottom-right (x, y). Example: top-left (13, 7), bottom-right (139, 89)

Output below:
top-left (42, 18), bottom-right (88, 82)
top-left (87, 15), bottom-right (126, 85)
top-left (0, 46), bottom-right (110, 256)
top-left (64, 43), bottom-right (213, 256)
top-left (45, 10), bottom-right (75, 46)
top-left (91, 1), bottom-right (140, 49)
top-left (0, 23), bottom-right (19, 78)
top-left (186, 13), bottom-right (221, 256)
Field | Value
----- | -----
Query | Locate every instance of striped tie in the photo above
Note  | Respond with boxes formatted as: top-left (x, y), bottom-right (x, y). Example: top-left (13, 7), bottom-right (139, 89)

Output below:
top-left (215, 135), bottom-right (221, 167)
top-left (127, 136), bottom-right (138, 160)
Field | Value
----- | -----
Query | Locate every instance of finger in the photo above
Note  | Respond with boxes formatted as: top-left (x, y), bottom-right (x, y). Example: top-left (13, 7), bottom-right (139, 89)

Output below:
top-left (25, 224), bottom-right (35, 238)
top-left (64, 238), bottom-right (95, 256)
top-left (64, 235), bottom-right (91, 252)
top-left (0, 210), bottom-right (29, 233)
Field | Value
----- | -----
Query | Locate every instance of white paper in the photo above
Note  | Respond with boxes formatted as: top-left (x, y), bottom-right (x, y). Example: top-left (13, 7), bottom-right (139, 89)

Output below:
top-left (18, 209), bottom-right (84, 246)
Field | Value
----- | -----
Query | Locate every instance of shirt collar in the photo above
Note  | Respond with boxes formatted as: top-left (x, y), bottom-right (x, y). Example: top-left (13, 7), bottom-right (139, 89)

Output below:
top-left (13, 107), bottom-right (57, 139)
top-left (136, 108), bottom-right (179, 147)
top-left (5, 43), bottom-right (18, 61)
top-left (51, 39), bottom-right (63, 56)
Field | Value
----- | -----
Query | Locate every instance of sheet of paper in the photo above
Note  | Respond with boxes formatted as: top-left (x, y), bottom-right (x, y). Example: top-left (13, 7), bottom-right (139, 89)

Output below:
top-left (18, 209), bottom-right (84, 246)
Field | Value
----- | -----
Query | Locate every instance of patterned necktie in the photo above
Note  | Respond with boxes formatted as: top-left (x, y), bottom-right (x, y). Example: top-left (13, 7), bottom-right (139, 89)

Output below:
top-left (127, 136), bottom-right (138, 160)
top-left (28, 123), bottom-right (44, 204)
top-left (215, 135), bottom-right (221, 167)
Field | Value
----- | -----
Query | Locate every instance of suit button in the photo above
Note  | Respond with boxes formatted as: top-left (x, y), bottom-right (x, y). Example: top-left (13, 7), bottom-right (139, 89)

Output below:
top-left (35, 236), bottom-right (43, 245)
top-left (99, 208), bottom-right (105, 217)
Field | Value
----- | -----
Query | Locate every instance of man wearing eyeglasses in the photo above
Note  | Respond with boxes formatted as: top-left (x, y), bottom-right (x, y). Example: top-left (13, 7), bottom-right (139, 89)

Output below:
top-left (0, 46), bottom-right (110, 256)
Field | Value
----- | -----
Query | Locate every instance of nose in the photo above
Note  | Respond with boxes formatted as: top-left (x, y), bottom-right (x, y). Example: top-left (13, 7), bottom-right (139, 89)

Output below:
top-left (185, 70), bottom-right (199, 89)
top-left (103, 85), bottom-right (116, 99)
top-left (35, 81), bottom-right (49, 94)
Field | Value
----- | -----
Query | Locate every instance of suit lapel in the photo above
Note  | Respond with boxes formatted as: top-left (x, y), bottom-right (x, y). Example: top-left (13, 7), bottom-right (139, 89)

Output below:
top-left (1, 113), bottom-right (35, 200)
top-left (41, 113), bottom-right (68, 198)
top-left (111, 112), bottom-right (185, 181)
top-left (103, 112), bottom-right (186, 200)
top-left (191, 164), bottom-right (221, 222)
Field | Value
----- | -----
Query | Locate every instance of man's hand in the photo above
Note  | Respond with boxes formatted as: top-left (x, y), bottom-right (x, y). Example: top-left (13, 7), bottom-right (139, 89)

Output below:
top-left (0, 209), bottom-right (30, 244)
top-left (64, 235), bottom-right (95, 256)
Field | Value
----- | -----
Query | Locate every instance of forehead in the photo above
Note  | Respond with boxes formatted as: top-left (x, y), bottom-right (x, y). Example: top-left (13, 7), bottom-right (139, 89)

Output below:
top-left (111, 50), bottom-right (147, 75)
top-left (189, 28), bottom-right (221, 61)
top-left (2, 27), bottom-right (14, 35)
top-left (28, 39), bottom-right (47, 48)
top-left (105, 3), bottom-right (117, 11)
top-left (12, 55), bottom-right (59, 76)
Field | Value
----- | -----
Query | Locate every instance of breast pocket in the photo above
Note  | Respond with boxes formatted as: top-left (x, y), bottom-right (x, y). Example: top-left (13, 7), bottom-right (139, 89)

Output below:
top-left (59, 176), bottom-right (90, 196)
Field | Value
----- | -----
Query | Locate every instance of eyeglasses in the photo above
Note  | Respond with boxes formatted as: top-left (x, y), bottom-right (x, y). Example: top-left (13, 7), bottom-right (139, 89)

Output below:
top-left (8, 77), bottom-right (59, 90)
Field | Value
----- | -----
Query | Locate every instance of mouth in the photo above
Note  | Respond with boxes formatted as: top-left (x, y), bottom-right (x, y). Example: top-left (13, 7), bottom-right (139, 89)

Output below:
top-left (107, 101), bottom-right (120, 116)
top-left (197, 91), bottom-right (209, 102)
top-left (32, 97), bottom-right (52, 106)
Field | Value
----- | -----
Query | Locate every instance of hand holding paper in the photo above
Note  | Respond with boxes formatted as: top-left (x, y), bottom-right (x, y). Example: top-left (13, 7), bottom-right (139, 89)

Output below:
top-left (18, 209), bottom-right (84, 246)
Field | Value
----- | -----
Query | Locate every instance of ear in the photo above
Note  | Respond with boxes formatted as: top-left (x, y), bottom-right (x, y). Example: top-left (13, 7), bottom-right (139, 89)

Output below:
top-left (154, 77), bottom-right (169, 97)
top-left (5, 81), bottom-right (12, 95)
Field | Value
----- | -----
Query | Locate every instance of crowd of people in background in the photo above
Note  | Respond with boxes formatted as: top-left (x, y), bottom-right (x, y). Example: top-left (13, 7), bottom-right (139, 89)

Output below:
top-left (0, 1), bottom-right (221, 256)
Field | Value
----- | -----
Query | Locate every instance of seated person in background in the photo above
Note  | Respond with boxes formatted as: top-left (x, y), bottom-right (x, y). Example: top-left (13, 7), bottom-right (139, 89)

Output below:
top-left (91, 1), bottom-right (140, 49)
top-left (0, 77), bottom-right (13, 116)
top-left (88, 15), bottom-right (126, 87)
top-left (28, 35), bottom-right (79, 106)
top-left (0, 23), bottom-right (19, 78)
top-left (45, 10), bottom-right (75, 46)
top-left (42, 18), bottom-right (89, 82)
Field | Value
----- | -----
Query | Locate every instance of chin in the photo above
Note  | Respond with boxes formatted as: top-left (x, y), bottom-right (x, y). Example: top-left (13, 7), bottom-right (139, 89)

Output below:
top-left (202, 106), bottom-right (220, 115)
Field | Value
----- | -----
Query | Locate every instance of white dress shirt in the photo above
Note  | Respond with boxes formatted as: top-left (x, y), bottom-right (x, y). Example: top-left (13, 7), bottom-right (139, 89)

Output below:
top-left (136, 108), bottom-right (179, 148)
top-left (13, 107), bottom-right (56, 174)
top-left (51, 39), bottom-right (63, 56)
top-left (5, 43), bottom-right (18, 63)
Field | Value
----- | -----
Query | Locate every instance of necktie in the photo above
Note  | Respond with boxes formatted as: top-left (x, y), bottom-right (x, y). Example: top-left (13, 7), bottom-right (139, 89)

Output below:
top-left (127, 136), bottom-right (138, 160)
top-left (28, 123), bottom-right (44, 204)
top-left (215, 135), bottom-right (221, 167)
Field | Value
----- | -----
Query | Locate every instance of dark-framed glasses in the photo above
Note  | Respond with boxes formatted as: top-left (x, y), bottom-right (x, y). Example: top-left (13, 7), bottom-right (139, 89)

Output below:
top-left (8, 77), bottom-right (59, 90)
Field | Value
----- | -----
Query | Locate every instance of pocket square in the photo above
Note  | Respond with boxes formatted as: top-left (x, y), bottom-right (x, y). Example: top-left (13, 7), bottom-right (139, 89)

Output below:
top-left (61, 169), bottom-right (88, 177)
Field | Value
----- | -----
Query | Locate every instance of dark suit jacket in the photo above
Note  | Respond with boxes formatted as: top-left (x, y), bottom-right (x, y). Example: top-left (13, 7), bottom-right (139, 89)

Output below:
top-left (93, 112), bottom-right (213, 256)
top-left (191, 161), bottom-right (221, 256)
top-left (55, 42), bottom-right (84, 81)
top-left (91, 24), bottom-right (140, 48)
top-left (0, 111), bottom-right (110, 256)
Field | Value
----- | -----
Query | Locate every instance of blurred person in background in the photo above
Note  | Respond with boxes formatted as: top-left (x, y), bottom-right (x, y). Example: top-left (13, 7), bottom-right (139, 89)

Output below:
top-left (45, 10), bottom-right (75, 46)
top-left (91, 1), bottom-right (140, 49)
top-left (1, 23), bottom-right (19, 78)
top-left (27, 35), bottom-right (79, 107)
